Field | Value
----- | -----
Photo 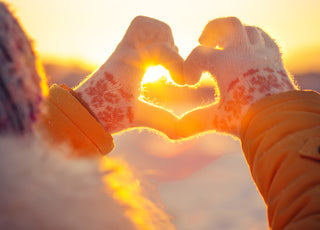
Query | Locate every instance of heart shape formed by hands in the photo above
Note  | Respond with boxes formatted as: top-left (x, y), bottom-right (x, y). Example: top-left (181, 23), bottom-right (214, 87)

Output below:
top-left (76, 16), bottom-right (296, 139)
top-left (140, 66), bottom-right (217, 117)
top-left (139, 16), bottom-right (295, 139)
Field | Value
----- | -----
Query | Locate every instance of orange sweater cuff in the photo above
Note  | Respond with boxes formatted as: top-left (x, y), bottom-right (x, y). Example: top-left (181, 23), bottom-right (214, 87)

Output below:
top-left (37, 84), bottom-right (114, 157)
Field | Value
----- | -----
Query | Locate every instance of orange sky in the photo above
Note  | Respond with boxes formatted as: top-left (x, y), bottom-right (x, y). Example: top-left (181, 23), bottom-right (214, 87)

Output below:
top-left (7, 0), bottom-right (320, 74)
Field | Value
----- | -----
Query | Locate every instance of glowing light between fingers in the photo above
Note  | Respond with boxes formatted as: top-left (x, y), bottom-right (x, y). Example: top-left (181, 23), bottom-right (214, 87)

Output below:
top-left (142, 65), bottom-right (173, 85)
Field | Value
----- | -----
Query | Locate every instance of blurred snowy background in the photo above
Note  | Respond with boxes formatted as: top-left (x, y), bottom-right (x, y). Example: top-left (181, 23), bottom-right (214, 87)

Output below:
top-left (5, 0), bottom-right (320, 228)
top-left (44, 62), bottom-right (319, 230)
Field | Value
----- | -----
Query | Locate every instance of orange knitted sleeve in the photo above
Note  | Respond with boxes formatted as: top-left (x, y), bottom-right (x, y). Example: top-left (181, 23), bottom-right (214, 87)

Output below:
top-left (36, 84), bottom-right (114, 158)
top-left (240, 90), bottom-right (320, 230)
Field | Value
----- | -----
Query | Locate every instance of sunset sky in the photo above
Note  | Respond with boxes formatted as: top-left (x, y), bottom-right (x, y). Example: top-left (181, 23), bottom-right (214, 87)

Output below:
top-left (3, 1), bottom-right (319, 228)
top-left (7, 0), bottom-right (320, 74)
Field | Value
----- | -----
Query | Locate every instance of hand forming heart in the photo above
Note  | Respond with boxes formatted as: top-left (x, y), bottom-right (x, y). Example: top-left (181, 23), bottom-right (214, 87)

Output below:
top-left (75, 16), bottom-right (297, 139)
top-left (75, 16), bottom-right (184, 138)
top-left (179, 17), bottom-right (296, 138)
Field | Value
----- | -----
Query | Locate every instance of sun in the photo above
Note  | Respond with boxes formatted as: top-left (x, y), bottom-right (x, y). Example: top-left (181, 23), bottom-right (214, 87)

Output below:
top-left (142, 65), bottom-right (173, 84)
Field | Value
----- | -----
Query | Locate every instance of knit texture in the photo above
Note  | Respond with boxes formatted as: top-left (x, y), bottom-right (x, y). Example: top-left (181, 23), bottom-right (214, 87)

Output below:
top-left (75, 16), bottom-right (183, 137)
top-left (37, 84), bottom-right (114, 157)
top-left (179, 17), bottom-right (297, 138)
top-left (0, 3), bottom-right (43, 134)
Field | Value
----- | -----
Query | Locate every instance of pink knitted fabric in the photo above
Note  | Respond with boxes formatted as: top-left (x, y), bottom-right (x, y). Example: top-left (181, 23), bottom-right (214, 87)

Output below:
top-left (0, 3), bottom-right (43, 134)
top-left (75, 16), bottom-right (183, 137)
top-left (180, 17), bottom-right (297, 138)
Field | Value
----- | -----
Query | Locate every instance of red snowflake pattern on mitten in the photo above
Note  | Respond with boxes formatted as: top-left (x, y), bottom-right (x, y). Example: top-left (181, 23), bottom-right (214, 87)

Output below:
top-left (78, 72), bottom-right (134, 133)
top-left (84, 73), bottom-right (123, 108)
top-left (75, 16), bottom-right (183, 138)
top-left (212, 67), bottom-right (295, 135)
top-left (179, 17), bottom-right (300, 138)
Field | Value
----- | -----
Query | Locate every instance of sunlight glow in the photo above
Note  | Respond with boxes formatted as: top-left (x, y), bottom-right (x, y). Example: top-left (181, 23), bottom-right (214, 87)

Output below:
top-left (9, 0), bottom-right (320, 75)
top-left (36, 58), bottom-right (49, 96)
top-left (100, 157), bottom-right (175, 230)
top-left (139, 70), bottom-right (219, 121)
top-left (142, 65), bottom-right (173, 85)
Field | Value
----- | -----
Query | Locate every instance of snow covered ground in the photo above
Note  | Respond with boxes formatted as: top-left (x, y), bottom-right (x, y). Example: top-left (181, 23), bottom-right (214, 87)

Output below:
top-left (159, 152), bottom-right (268, 230)
top-left (112, 130), bottom-right (268, 229)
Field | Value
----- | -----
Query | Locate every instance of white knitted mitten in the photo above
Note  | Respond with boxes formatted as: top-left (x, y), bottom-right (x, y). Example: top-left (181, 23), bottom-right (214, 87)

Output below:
top-left (75, 16), bottom-right (183, 137)
top-left (179, 17), bottom-right (297, 138)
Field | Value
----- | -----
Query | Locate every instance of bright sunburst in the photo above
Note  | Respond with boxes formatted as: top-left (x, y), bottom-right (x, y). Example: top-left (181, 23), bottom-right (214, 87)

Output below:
top-left (142, 65), bottom-right (173, 84)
